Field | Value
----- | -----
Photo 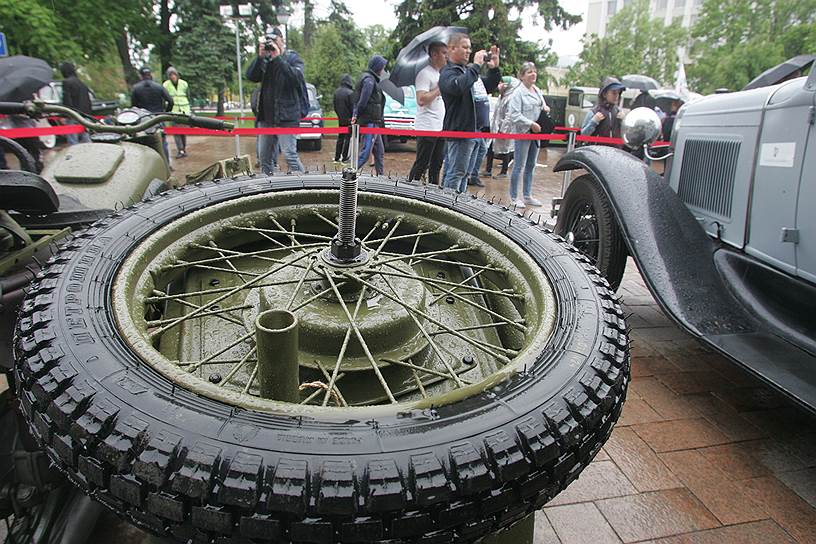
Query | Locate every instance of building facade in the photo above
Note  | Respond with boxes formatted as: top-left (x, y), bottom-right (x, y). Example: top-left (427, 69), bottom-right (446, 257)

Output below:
top-left (585, 0), bottom-right (704, 38)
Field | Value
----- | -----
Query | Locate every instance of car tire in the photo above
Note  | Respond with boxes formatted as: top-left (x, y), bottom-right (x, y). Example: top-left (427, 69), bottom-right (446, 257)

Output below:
top-left (555, 174), bottom-right (627, 291)
top-left (14, 176), bottom-right (629, 543)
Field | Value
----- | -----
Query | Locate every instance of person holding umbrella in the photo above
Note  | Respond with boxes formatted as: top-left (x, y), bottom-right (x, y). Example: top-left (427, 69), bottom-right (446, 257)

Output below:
top-left (407, 41), bottom-right (448, 185)
top-left (439, 33), bottom-right (501, 193)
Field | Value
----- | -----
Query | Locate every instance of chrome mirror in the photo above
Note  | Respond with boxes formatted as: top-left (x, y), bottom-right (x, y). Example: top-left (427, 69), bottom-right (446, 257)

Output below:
top-left (622, 107), bottom-right (662, 148)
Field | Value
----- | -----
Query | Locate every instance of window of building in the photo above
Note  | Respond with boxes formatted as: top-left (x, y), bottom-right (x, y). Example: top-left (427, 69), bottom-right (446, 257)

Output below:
top-left (657, 0), bottom-right (668, 9)
top-left (607, 0), bottom-right (617, 17)
top-left (675, 0), bottom-right (686, 8)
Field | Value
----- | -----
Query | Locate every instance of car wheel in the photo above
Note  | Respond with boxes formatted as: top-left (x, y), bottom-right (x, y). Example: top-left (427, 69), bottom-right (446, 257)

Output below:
top-left (15, 176), bottom-right (628, 543)
top-left (555, 174), bottom-right (627, 291)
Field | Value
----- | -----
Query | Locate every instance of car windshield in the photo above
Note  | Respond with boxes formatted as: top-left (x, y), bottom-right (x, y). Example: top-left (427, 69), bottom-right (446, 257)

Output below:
top-left (307, 87), bottom-right (319, 110)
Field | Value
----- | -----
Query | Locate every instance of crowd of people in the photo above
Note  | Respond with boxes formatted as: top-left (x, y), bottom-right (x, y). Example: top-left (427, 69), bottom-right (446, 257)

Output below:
top-left (7, 27), bottom-right (660, 209)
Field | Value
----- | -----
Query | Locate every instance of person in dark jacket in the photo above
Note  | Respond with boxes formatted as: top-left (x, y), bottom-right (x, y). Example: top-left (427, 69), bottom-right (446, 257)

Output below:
top-left (661, 98), bottom-right (684, 142)
top-left (60, 62), bottom-right (92, 144)
top-left (351, 55), bottom-right (387, 175)
top-left (580, 77), bottom-right (626, 144)
top-left (246, 28), bottom-right (306, 174)
top-left (438, 33), bottom-right (501, 193)
top-left (131, 67), bottom-right (174, 163)
top-left (333, 74), bottom-right (354, 163)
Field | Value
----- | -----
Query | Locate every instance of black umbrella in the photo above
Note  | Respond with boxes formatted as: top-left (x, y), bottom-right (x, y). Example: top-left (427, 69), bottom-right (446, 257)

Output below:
top-left (742, 55), bottom-right (816, 91)
top-left (380, 77), bottom-right (405, 105)
top-left (621, 74), bottom-right (660, 91)
top-left (389, 26), bottom-right (467, 88)
top-left (0, 55), bottom-right (53, 102)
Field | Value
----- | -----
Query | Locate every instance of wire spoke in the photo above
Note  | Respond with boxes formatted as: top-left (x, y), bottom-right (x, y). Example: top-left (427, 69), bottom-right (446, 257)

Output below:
top-left (218, 346), bottom-right (257, 387)
top-left (209, 240), bottom-right (248, 282)
top-left (361, 220), bottom-right (382, 243)
top-left (147, 303), bottom-right (252, 327)
top-left (188, 243), bottom-right (312, 271)
top-left (377, 273), bottom-right (466, 386)
top-left (184, 330), bottom-right (255, 372)
top-left (286, 258), bottom-right (316, 310)
top-left (315, 361), bottom-right (348, 407)
top-left (242, 363), bottom-right (258, 394)
top-left (151, 251), bottom-right (315, 337)
top-left (164, 242), bottom-right (323, 271)
top-left (313, 210), bottom-right (338, 229)
top-left (372, 217), bottom-right (403, 259)
top-left (351, 273), bottom-right (513, 363)
top-left (149, 291), bottom-right (247, 327)
top-left (322, 285), bottom-right (368, 406)
top-left (428, 269), bottom-right (485, 305)
top-left (380, 357), bottom-right (474, 384)
top-left (146, 277), bottom-right (323, 304)
top-left (429, 321), bottom-right (507, 336)
top-left (373, 245), bottom-right (474, 267)
top-left (301, 372), bottom-right (346, 404)
top-left (325, 273), bottom-right (396, 403)
top-left (379, 268), bottom-right (524, 305)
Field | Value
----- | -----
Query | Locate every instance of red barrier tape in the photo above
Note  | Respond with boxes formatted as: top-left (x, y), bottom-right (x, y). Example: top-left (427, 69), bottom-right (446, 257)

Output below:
top-left (214, 116), bottom-right (340, 121)
top-left (360, 126), bottom-right (567, 141)
top-left (164, 126), bottom-right (348, 136)
top-left (0, 125), bottom-right (85, 137)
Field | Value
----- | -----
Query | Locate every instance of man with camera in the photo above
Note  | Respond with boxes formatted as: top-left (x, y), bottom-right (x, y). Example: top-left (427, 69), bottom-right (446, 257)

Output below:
top-left (246, 27), bottom-right (307, 174)
top-left (439, 33), bottom-right (501, 193)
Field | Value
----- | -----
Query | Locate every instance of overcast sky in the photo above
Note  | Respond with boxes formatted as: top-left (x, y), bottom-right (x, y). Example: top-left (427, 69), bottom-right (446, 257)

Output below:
top-left (289, 0), bottom-right (588, 63)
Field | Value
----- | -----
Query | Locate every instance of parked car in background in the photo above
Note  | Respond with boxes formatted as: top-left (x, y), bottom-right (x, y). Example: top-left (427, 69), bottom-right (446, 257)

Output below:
top-left (383, 85), bottom-right (417, 148)
top-left (38, 81), bottom-right (119, 117)
top-left (296, 83), bottom-right (323, 151)
top-left (553, 69), bottom-right (816, 412)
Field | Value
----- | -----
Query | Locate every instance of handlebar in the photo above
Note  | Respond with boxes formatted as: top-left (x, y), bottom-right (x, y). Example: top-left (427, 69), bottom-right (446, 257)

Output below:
top-left (0, 102), bottom-right (29, 115)
top-left (0, 100), bottom-right (233, 134)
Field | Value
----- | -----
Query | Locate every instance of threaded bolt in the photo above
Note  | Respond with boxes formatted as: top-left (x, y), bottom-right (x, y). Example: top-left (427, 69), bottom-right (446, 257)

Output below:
top-left (338, 170), bottom-right (358, 245)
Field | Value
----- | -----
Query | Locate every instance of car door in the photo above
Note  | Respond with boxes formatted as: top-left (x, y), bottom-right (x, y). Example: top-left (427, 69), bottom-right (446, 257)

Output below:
top-left (795, 83), bottom-right (816, 283)
top-left (745, 80), bottom-right (812, 276)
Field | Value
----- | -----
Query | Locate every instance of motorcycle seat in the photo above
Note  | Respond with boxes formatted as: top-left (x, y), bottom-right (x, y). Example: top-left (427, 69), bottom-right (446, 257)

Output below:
top-left (0, 170), bottom-right (59, 215)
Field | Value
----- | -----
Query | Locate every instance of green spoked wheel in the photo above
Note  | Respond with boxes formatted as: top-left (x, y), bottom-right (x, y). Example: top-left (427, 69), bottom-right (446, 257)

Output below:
top-left (15, 175), bottom-right (629, 543)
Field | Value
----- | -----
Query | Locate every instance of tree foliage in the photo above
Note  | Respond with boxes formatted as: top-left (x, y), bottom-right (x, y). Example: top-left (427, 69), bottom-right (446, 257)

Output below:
top-left (688, 0), bottom-right (816, 93)
top-left (565, 0), bottom-right (687, 88)
top-left (173, 1), bottom-right (236, 103)
top-left (391, 0), bottom-right (578, 89)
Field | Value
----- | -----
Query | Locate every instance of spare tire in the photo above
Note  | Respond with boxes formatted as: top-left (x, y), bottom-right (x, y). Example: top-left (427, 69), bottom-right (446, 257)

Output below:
top-left (14, 175), bottom-right (629, 543)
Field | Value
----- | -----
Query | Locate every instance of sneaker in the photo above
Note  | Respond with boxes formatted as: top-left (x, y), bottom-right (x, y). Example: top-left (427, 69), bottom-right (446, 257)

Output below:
top-left (512, 199), bottom-right (526, 209)
top-left (468, 177), bottom-right (485, 187)
top-left (495, 172), bottom-right (508, 179)
top-left (480, 170), bottom-right (492, 177)
top-left (524, 196), bottom-right (543, 206)
top-left (175, 152), bottom-right (184, 159)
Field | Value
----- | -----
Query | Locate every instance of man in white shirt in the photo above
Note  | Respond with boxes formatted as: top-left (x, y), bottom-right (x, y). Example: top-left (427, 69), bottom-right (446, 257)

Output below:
top-left (408, 41), bottom-right (448, 185)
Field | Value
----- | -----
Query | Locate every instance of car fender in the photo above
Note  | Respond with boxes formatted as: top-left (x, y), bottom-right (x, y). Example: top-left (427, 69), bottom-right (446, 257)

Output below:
top-left (553, 145), bottom-right (755, 339)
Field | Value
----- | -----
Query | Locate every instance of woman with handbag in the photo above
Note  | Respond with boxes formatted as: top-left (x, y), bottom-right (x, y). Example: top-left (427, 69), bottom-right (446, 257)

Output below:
top-left (507, 62), bottom-right (549, 209)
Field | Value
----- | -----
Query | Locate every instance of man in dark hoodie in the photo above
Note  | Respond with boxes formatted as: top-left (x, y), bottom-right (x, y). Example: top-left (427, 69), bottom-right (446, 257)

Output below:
top-left (60, 62), bottom-right (92, 144)
top-left (438, 33), bottom-right (501, 193)
top-left (351, 55), bottom-right (387, 175)
top-left (333, 74), bottom-right (354, 163)
top-left (581, 77), bottom-right (626, 143)
top-left (246, 27), bottom-right (307, 174)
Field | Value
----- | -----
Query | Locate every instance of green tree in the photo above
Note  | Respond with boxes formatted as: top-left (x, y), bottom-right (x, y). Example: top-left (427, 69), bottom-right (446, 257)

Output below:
top-left (565, 0), bottom-right (687, 88)
top-left (174, 0), bottom-right (237, 114)
top-left (391, 0), bottom-right (577, 89)
top-left (302, 23), bottom-right (368, 111)
top-left (688, 0), bottom-right (816, 93)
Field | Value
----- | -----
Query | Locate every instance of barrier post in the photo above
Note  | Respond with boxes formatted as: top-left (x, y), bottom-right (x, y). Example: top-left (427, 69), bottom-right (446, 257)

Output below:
top-left (349, 123), bottom-right (360, 171)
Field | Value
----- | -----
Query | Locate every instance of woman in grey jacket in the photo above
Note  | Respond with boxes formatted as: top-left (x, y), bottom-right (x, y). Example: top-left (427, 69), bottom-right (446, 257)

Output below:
top-left (507, 62), bottom-right (549, 208)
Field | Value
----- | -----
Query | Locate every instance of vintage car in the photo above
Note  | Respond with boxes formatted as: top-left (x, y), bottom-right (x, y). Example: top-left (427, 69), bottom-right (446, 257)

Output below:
top-left (553, 68), bottom-right (816, 411)
top-left (296, 82), bottom-right (324, 151)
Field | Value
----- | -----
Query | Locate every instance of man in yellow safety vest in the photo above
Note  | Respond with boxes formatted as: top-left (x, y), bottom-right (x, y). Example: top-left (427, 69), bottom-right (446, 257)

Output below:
top-left (163, 67), bottom-right (191, 158)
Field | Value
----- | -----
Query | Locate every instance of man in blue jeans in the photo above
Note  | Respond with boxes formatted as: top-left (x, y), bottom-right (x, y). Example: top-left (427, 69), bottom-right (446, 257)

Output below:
top-left (246, 28), bottom-right (306, 174)
top-left (351, 55), bottom-right (387, 175)
top-left (439, 33), bottom-right (501, 193)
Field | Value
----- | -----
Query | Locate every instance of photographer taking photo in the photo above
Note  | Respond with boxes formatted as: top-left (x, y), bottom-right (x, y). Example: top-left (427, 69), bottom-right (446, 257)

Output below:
top-left (246, 27), bottom-right (308, 174)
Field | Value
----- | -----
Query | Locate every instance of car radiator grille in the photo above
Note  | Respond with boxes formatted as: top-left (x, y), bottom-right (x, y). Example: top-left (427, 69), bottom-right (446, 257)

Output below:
top-left (677, 138), bottom-right (740, 219)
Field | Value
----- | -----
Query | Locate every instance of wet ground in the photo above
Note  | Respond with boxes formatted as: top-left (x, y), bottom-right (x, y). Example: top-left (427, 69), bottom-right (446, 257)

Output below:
top-left (25, 136), bottom-right (816, 542)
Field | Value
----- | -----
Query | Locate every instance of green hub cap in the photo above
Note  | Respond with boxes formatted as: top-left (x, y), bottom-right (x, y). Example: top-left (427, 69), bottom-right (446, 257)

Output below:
top-left (112, 190), bottom-right (556, 415)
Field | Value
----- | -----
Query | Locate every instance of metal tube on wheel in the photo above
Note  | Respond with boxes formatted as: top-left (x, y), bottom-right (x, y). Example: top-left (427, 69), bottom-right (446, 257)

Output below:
top-left (254, 309), bottom-right (300, 402)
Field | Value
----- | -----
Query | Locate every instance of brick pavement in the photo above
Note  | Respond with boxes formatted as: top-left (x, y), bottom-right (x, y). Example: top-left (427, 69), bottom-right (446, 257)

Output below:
top-left (38, 136), bottom-right (815, 542)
